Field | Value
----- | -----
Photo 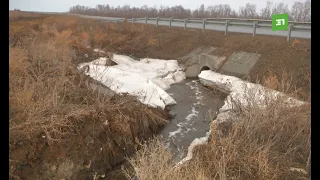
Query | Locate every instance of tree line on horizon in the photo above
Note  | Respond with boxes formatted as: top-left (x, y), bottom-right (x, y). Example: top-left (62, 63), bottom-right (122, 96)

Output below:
top-left (69, 0), bottom-right (311, 22)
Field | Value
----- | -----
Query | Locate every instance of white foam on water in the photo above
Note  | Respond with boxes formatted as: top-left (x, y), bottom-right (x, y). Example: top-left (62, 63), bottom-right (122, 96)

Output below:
top-left (186, 80), bottom-right (204, 104)
top-left (185, 106), bottom-right (198, 121)
top-left (169, 128), bottom-right (182, 138)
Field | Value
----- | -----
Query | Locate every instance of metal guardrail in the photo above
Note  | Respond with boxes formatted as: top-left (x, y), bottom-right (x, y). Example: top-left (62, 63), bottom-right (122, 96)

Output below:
top-left (103, 17), bottom-right (311, 41)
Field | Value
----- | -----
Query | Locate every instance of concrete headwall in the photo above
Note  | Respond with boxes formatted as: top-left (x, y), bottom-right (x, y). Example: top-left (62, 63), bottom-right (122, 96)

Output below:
top-left (178, 46), bottom-right (261, 78)
top-left (182, 46), bottom-right (262, 79)
top-left (185, 54), bottom-right (227, 78)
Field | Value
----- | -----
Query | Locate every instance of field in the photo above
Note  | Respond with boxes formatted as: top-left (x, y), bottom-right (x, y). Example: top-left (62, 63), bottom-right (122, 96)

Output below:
top-left (9, 11), bottom-right (311, 180)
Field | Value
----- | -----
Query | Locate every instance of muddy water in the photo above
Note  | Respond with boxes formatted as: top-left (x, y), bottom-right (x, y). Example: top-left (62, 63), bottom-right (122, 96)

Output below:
top-left (88, 78), bottom-right (226, 165)
top-left (99, 79), bottom-right (225, 179)
top-left (161, 79), bottom-right (225, 163)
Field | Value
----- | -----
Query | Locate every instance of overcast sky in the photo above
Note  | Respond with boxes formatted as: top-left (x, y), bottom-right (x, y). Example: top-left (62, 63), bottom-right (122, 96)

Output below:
top-left (9, 0), bottom-right (306, 13)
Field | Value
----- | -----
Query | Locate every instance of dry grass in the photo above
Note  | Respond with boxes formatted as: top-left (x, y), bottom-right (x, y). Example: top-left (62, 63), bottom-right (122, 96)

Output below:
top-left (126, 86), bottom-right (311, 180)
top-left (9, 14), bottom-right (164, 145)
top-left (9, 14), bottom-right (170, 179)
top-left (9, 11), bottom-right (42, 20)
top-left (9, 26), bottom-right (79, 145)
top-left (262, 70), bottom-right (311, 102)
top-left (9, 14), bottom-right (310, 179)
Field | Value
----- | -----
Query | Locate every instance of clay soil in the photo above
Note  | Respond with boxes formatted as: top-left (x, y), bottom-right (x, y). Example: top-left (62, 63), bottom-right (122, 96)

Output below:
top-left (9, 12), bottom-right (310, 180)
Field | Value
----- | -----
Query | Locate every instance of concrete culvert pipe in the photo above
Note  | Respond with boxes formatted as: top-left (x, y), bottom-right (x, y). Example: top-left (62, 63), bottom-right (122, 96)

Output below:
top-left (200, 66), bottom-right (210, 72)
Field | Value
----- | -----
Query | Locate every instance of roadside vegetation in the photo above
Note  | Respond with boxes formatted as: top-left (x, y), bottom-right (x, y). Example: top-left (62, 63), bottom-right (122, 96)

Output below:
top-left (9, 11), bottom-right (310, 179)
top-left (9, 12), bottom-right (169, 180)
top-left (126, 78), bottom-right (311, 180)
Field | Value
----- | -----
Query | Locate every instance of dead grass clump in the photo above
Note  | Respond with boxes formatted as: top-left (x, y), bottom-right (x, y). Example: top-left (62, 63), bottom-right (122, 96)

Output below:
top-left (9, 46), bottom-right (29, 74)
top-left (124, 137), bottom-right (208, 180)
top-left (204, 97), bottom-right (310, 179)
top-left (262, 70), bottom-right (310, 101)
top-left (127, 91), bottom-right (310, 180)
top-left (124, 138), bottom-right (174, 179)
top-left (9, 23), bottom-right (169, 146)
top-left (9, 11), bottom-right (42, 20)
top-left (91, 25), bottom-right (108, 47)
top-left (263, 70), bottom-right (294, 94)
top-left (77, 31), bottom-right (91, 48)
top-left (10, 17), bottom-right (171, 179)
top-left (9, 34), bottom-right (78, 145)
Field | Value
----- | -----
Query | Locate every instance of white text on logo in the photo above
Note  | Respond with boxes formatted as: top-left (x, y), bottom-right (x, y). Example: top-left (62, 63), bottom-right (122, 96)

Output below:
top-left (276, 19), bottom-right (285, 26)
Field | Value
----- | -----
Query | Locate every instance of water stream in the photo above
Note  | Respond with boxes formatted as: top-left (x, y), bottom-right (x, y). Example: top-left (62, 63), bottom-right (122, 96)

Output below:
top-left (160, 79), bottom-right (225, 163)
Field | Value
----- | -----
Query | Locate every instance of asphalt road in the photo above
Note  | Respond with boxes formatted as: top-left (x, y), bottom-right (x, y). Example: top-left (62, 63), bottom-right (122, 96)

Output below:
top-left (134, 19), bottom-right (311, 39)
top-left (41, 13), bottom-right (311, 39)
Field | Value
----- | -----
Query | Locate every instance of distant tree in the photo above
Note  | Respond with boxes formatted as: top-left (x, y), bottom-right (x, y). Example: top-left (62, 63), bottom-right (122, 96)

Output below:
top-left (290, 0), bottom-right (311, 22)
top-left (260, 1), bottom-right (273, 19)
top-left (68, 2), bottom-right (310, 22)
top-left (230, 10), bottom-right (238, 18)
top-left (271, 2), bottom-right (290, 15)
top-left (207, 4), bottom-right (232, 18)
top-left (302, 0), bottom-right (311, 22)
top-left (239, 3), bottom-right (257, 18)
top-left (199, 4), bottom-right (205, 18)
top-left (290, 1), bottom-right (304, 21)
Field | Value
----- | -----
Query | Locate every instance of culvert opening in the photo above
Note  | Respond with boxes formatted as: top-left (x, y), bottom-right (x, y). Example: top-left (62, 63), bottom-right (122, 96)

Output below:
top-left (200, 66), bottom-right (210, 72)
top-left (185, 65), bottom-right (211, 80)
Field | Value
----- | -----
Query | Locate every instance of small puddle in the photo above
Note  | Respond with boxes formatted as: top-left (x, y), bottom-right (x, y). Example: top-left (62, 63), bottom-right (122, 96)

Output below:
top-left (160, 79), bottom-right (225, 162)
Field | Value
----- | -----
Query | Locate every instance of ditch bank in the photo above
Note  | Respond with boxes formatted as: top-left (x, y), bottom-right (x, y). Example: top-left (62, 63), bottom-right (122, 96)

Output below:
top-left (75, 47), bottom-right (308, 178)
top-left (75, 51), bottom-right (229, 174)
top-left (23, 48), bottom-right (305, 179)
top-left (176, 70), bottom-right (307, 166)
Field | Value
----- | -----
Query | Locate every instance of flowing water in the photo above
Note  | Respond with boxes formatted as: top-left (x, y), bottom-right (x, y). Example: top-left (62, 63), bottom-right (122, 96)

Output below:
top-left (160, 79), bottom-right (226, 163)
top-left (99, 78), bottom-right (226, 179)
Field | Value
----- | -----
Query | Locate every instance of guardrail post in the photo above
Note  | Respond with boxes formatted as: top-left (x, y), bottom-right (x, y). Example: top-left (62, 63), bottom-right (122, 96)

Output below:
top-left (184, 19), bottom-right (188, 30)
top-left (116, 20), bottom-right (119, 30)
top-left (145, 17), bottom-right (147, 26)
top-left (169, 18), bottom-right (172, 28)
top-left (202, 19), bottom-right (206, 32)
top-left (253, 21), bottom-right (257, 37)
top-left (156, 17), bottom-right (159, 27)
top-left (132, 18), bottom-right (135, 26)
top-left (287, 24), bottom-right (293, 42)
top-left (225, 20), bottom-right (230, 35)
